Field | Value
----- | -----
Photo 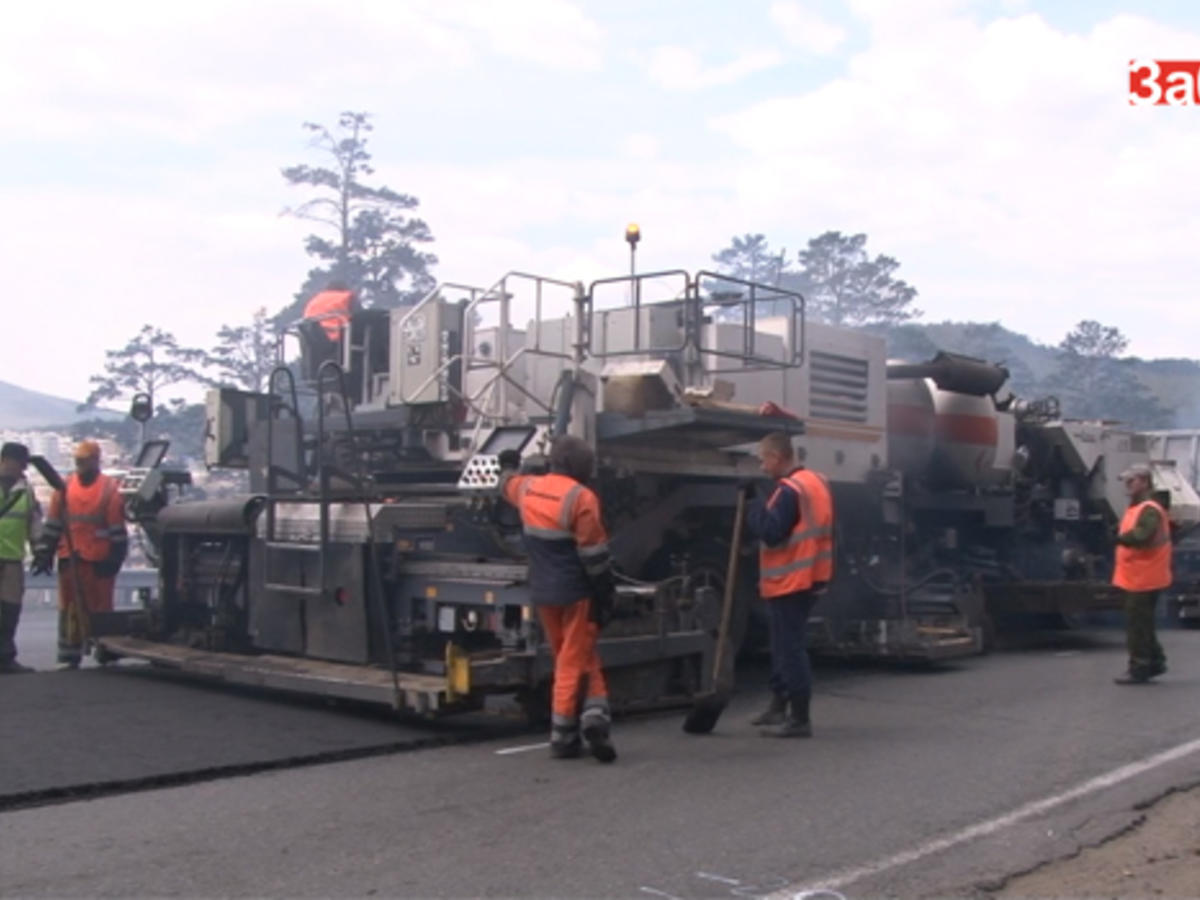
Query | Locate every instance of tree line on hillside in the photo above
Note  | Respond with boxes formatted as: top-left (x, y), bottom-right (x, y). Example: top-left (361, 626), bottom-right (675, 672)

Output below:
top-left (708, 231), bottom-right (1175, 429)
top-left (68, 111), bottom-right (1180, 462)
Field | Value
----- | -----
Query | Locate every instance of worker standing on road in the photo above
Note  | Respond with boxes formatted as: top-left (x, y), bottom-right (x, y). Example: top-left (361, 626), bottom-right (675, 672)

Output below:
top-left (498, 435), bottom-right (618, 763)
top-left (1112, 463), bottom-right (1171, 685)
top-left (744, 433), bottom-right (834, 738)
top-left (0, 442), bottom-right (40, 673)
top-left (34, 441), bottom-right (128, 670)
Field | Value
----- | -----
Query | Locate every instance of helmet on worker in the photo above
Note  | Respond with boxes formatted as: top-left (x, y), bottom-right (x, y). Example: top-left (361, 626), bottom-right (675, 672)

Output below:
top-left (73, 440), bottom-right (102, 481)
top-left (0, 441), bottom-right (29, 477)
top-left (549, 435), bottom-right (595, 484)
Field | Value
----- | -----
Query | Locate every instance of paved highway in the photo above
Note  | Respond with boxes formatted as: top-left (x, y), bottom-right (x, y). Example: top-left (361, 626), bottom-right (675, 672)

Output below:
top-left (3, 620), bottom-right (1200, 898)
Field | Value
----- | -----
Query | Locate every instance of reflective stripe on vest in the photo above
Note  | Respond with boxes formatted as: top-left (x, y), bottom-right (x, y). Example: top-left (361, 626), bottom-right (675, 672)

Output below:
top-left (0, 480), bottom-right (33, 560)
top-left (759, 471), bottom-right (834, 597)
top-left (1112, 499), bottom-right (1172, 592)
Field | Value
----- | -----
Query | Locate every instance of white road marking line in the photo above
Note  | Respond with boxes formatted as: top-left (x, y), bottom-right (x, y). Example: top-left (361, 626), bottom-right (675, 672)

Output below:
top-left (696, 871), bottom-right (741, 884)
top-left (494, 741), bottom-right (550, 755)
top-left (768, 734), bottom-right (1200, 898)
top-left (639, 887), bottom-right (682, 899)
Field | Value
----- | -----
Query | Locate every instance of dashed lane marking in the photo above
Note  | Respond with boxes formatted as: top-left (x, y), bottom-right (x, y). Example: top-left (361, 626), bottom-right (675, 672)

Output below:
top-left (494, 742), bottom-right (550, 756)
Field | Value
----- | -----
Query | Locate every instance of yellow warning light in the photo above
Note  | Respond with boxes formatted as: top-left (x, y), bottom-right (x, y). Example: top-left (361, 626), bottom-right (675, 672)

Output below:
top-left (484, 591), bottom-right (495, 604)
top-left (425, 586), bottom-right (438, 599)
top-left (625, 223), bottom-right (641, 246)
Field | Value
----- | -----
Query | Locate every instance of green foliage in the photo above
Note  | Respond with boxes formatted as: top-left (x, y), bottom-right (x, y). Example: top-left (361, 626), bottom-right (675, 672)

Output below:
top-left (81, 325), bottom-right (207, 412)
top-left (278, 111), bottom-right (437, 324)
top-left (797, 231), bottom-right (920, 327)
top-left (205, 307), bottom-right (278, 393)
top-left (1047, 320), bottom-right (1172, 428)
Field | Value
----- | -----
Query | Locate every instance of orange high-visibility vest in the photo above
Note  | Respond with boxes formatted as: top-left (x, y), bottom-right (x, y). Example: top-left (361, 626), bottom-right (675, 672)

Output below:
top-left (47, 474), bottom-right (126, 562)
top-left (303, 290), bottom-right (354, 342)
top-left (1112, 499), bottom-right (1172, 592)
top-left (759, 469), bottom-right (835, 598)
top-left (501, 472), bottom-right (610, 607)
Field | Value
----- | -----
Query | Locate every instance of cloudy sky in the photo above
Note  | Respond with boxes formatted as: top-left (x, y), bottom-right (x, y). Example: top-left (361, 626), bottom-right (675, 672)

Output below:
top-left (2, 0), bottom-right (1198, 403)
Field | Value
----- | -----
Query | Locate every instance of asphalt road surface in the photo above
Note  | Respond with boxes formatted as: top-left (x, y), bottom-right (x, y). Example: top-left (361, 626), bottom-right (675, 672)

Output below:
top-left (4, 621), bottom-right (1200, 898)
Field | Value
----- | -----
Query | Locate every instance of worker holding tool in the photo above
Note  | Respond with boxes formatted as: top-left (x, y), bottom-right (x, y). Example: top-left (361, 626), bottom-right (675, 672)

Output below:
top-left (498, 435), bottom-right (617, 763)
top-left (34, 441), bottom-right (128, 670)
top-left (1112, 463), bottom-right (1171, 685)
top-left (743, 433), bottom-right (834, 738)
top-left (1, 442), bottom-right (40, 673)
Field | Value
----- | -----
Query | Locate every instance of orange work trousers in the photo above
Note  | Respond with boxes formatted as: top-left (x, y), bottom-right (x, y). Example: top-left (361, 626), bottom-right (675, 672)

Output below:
top-left (538, 599), bottom-right (608, 723)
top-left (57, 559), bottom-right (115, 663)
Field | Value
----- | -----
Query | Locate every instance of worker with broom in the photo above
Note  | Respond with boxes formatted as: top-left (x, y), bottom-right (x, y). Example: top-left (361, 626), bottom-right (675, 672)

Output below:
top-left (744, 433), bottom-right (835, 738)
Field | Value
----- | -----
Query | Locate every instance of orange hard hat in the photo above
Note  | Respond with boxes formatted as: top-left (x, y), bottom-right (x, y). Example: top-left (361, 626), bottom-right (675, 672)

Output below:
top-left (73, 440), bottom-right (101, 459)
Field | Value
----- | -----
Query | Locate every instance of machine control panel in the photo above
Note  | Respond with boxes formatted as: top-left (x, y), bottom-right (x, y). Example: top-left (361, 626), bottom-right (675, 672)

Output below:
top-left (457, 425), bottom-right (541, 492)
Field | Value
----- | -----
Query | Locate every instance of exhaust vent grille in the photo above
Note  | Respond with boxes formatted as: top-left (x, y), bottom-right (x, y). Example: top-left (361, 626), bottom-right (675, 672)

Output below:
top-left (810, 351), bottom-right (869, 423)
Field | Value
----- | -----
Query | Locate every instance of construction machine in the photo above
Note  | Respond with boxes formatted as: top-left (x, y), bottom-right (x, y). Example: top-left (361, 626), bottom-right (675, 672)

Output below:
top-left (94, 268), bottom-right (983, 717)
top-left (95, 264), bottom-right (1200, 714)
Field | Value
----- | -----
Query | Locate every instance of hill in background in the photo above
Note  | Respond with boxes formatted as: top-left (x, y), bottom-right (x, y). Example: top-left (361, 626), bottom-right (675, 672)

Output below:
top-left (0, 380), bottom-right (123, 430)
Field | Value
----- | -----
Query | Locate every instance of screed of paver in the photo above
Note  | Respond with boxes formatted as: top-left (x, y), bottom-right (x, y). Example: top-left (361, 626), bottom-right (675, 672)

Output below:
top-left (992, 785), bottom-right (1200, 900)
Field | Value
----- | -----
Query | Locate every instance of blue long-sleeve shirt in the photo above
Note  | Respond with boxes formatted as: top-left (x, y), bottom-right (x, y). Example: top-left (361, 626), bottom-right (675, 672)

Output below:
top-left (746, 469), bottom-right (804, 548)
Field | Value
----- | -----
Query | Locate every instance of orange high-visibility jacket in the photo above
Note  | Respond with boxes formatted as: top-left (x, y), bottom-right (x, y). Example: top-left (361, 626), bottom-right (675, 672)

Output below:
top-left (46, 473), bottom-right (127, 562)
top-left (501, 472), bottom-right (611, 606)
top-left (303, 290), bottom-right (355, 342)
top-left (759, 469), bottom-right (835, 598)
top-left (1112, 499), bottom-right (1172, 592)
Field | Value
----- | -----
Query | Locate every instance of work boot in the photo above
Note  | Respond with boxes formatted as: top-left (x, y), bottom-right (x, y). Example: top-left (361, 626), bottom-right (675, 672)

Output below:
top-left (749, 693), bottom-right (787, 727)
top-left (550, 737), bottom-right (582, 759)
top-left (55, 660), bottom-right (81, 672)
top-left (1114, 669), bottom-right (1152, 685)
top-left (761, 693), bottom-right (813, 738)
top-left (1148, 660), bottom-right (1168, 679)
top-left (582, 720), bottom-right (617, 763)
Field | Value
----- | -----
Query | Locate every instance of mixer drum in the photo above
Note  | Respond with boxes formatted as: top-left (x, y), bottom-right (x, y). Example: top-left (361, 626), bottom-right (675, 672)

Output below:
top-left (886, 377), bottom-right (936, 475)
top-left (929, 388), bottom-right (999, 488)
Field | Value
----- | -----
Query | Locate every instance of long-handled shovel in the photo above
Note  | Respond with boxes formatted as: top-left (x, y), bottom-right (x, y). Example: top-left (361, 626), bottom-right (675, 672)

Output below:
top-left (29, 457), bottom-right (92, 661)
top-left (682, 488), bottom-right (747, 735)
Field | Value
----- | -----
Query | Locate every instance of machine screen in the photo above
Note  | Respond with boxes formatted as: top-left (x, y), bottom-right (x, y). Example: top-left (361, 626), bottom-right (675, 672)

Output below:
top-left (136, 440), bottom-right (170, 469)
top-left (479, 427), bottom-right (536, 455)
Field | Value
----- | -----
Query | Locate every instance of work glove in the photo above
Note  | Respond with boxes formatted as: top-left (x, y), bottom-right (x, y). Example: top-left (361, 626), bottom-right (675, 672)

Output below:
top-left (93, 543), bottom-right (127, 578)
top-left (30, 552), bottom-right (54, 577)
top-left (589, 571), bottom-right (616, 629)
top-left (497, 449), bottom-right (522, 472)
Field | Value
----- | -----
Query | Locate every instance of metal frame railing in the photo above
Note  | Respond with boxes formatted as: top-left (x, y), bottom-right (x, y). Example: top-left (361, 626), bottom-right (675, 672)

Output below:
top-left (275, 267), bottom-right (806, 435)
top-left (584, 269), bottom-right (806, 386)
top-left (391, 272), bottom-right (585, 433)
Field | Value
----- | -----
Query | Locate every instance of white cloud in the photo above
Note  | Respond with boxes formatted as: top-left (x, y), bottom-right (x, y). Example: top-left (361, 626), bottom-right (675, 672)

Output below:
top-left (769, 2), bottom-right (847, 55)
top-left (647, 46), bottom-right (783, 91)
top-left (0, 0), bottom-right (604, 141)
top-left (708, 11), bottom-right (1200, 360)
top-left (620, 133), bottom-right (660, 159)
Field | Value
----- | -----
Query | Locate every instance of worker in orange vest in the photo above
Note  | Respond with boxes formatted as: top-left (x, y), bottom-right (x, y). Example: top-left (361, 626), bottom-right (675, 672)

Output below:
top-left (33, 441), bottom-right (128, 669)
top-left (1112, 463), bottom-right (1171, 684)
top-left (498, 435), bottom-right (617, 763)
top-left (743, 432), bottom-right (834, 738)
top-left (303, 286), bottom-right (357, 343)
